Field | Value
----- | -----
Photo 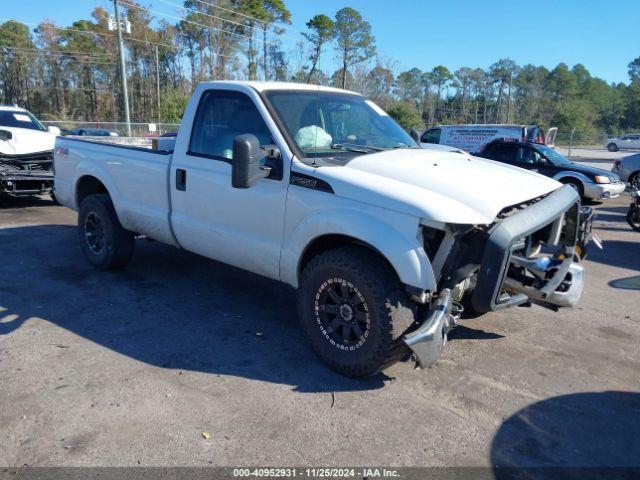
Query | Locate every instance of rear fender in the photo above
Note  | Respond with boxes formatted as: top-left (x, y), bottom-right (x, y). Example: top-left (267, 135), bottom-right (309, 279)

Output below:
top-left (73, 160), bottom-right (121, 211)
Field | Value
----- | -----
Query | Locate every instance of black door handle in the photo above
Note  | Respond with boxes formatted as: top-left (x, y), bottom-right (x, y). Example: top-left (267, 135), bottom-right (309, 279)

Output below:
top-left (176, 168), bottom-right (186, 191)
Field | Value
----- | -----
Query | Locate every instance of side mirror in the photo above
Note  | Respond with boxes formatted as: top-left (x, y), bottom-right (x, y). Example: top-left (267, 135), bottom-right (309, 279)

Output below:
top-left (0, 129), bottom-right (12, 141)
top-left (232, 134), bottom-right (272, 189)
top-left (410, 128), bottom-right (421, 144)
top-left (48, 126), bottom-right (61, 135)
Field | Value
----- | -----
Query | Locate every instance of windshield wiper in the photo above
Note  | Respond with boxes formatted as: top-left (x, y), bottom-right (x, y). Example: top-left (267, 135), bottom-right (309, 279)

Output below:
top-left (331, 143), bottom-right (385, 153)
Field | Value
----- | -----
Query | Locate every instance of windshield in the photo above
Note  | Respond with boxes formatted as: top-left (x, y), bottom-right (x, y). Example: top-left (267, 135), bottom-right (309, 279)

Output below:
top-left (0, 110), bottom-right (46, 132)
top-left (537, 145), bottom-right (571, 165)
top-left (263, 90), bottom-right (417, 158)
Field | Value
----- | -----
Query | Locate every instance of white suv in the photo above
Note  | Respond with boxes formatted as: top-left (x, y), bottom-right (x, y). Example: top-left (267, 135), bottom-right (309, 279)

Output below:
top-left (604, 134), bottom-right (640, 152)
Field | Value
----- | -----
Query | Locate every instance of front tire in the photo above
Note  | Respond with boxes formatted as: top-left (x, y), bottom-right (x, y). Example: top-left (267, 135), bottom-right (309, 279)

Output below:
top-left (561, 178), bottom-right (584, 199)
top-left (78, 194), bottom-right (135, 270)
top-left (627, 205), bottom-right (640, 232)
top-left (607, 143), bottom-right (619, 152)
top-left (297, 246), bottom-right (416, 377)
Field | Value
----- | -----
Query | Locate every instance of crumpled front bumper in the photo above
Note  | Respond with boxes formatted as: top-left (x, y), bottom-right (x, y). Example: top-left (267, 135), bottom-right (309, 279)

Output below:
top-left (471, 185), bottom-right (584, 313)
top-left (404, 185), bottom-right (587, 368)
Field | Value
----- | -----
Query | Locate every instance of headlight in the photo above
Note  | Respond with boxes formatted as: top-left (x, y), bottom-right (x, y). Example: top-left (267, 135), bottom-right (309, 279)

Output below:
top-left (594, 175), bottom-right (611, 184)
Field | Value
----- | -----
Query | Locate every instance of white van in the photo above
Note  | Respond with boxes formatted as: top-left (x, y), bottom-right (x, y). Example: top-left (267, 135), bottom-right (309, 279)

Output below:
top-left (420, 124), bottom-right (557, 153)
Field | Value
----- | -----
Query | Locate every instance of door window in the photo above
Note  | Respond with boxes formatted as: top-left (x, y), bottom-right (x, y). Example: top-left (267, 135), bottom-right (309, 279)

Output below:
top-left (189, 90), bottom-right (273, 161)
top-left (518, 147), bottom-right (545, 164)
top-left (421, 128), bottom-right (441, 144)
top-left (488, 143), bottom-right (518, 162)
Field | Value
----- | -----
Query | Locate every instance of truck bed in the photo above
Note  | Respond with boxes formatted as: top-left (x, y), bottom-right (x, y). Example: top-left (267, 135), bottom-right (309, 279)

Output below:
top-left (54, 135), bottom-right (177, 245)
top-left (61, 135), bottom-right (175, 154)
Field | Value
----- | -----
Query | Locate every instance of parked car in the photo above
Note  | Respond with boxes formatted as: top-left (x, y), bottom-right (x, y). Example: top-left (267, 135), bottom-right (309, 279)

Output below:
top-left (476, 139), bottom-right (625, 201)
top-left (604, 134), bottom-right (640, 152)
top-left (612, 153), bottom-right (640, 188)
top-left (419, 124), bottom-right (557, 152)
top-left (0, 105), bottom-right (59, 198)
top-left (54, 81), bottom-right (588, 377)
top-left (70, 128), bottom-right (119, 137)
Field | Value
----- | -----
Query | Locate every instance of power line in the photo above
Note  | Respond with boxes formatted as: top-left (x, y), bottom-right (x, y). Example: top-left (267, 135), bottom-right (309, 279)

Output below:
top-left (191, 0), bottom-right (302, 36)
top-left (0, 17), bottom-right (245, 70)
top-left (1, 50), bottom-right (117, 66)
top-left (0, 45), bottom-right (113, 57)
top-left (121, 1), bottom-right (296, 49)
top-left (156, 0), bottom-right (301, 45)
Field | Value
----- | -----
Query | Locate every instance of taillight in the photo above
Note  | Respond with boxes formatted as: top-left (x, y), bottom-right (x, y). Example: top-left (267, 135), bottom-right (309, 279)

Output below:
top-left (614, 160), bottom-right (621, 166)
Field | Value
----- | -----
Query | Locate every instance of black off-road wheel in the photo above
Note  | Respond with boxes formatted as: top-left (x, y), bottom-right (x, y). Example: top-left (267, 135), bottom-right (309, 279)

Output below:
top-left (297, 245), bottom-right (416, 378)
top-left (78, 194), bottom-right (135, 270)
top-left (629, 172), bottom-right (640, 190)
top-left (607, 143), bottom-right (619, 152)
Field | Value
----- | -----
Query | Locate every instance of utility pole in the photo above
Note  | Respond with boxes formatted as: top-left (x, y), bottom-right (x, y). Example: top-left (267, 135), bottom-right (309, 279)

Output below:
top-left (113, 0), bottom-right (131, 137)
top-left (155, 44), bottom-right (160, 126)
top-left (506, 72), bottom-right (512, 124)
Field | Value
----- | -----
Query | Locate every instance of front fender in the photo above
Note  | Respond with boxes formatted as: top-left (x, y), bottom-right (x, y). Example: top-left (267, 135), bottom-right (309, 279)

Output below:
top-left (552, 171), bottom-right (592, 186)
top-left (280, 208), bottom-right (436, 291)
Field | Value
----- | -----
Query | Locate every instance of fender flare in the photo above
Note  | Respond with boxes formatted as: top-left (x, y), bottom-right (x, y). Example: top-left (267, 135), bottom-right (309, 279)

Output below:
top-left (280, 208), bottom-right (436, 291)
top-left (552, 171), bottom-right (592, 187)
top-left (73, 160), bottom-right (122, 212)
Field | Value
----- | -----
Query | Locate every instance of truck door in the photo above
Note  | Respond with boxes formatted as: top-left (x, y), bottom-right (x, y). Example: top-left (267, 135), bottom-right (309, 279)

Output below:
top-left (169, 89), bottom-right (288, 280)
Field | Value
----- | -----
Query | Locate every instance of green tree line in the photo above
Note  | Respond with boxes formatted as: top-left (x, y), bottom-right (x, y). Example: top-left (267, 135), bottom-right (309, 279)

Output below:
top-left (0, 0), bottom-right (638, 139)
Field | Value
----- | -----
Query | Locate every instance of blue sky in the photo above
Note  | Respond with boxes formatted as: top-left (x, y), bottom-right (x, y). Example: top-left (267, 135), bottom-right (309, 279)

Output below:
top-left (6, 0), bottom-right (640, 84)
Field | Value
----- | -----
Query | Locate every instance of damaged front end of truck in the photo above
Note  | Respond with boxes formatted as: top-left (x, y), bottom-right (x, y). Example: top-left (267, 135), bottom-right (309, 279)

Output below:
top-left (404, 184), bottom-right (590, 368)
top-left (0, 150), bottom-right (54, 198)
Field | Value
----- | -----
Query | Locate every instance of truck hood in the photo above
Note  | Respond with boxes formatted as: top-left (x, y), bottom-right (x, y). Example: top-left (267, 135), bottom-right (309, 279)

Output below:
top-left (0, 127), bottom-right (57, 155)
top-left (313, 148), bottom-right (561, 224)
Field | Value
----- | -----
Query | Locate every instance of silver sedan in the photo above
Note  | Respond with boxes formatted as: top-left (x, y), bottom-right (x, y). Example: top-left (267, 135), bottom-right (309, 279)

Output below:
top-left (612, 153), bottom-right (640, 188)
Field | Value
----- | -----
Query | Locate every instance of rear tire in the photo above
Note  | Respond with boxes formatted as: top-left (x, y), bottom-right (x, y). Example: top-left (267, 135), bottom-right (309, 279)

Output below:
top-left (297, 246), bottom-right (416, 377)
top-left (607, 143), bottom-right (619, 152)
top-left (78, 194), bottom-right (135, 270)
top-left (629, 172), bottom-right (640, 190)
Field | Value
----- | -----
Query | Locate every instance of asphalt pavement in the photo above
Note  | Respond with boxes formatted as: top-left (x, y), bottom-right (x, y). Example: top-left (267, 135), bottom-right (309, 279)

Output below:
top-left (0, 166), bottom-right (638, 468)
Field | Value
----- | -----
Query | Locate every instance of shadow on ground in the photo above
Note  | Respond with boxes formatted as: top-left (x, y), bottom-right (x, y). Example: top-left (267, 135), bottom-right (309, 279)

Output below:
top-left (0, 195), bottom-right (55, 209)
top-left (609, 275), bottom-right (640, 290)
top-left (0, 224), bottom-right (390, 393)
top-left (587, 240), bottom-right (640, 271)
top-left (491, 391), bottom-right (640, 476)
top-left (448, 325), bottom-right (504, 341)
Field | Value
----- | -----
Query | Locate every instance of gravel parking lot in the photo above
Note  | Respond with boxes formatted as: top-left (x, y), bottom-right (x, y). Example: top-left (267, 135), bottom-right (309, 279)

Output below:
top-left (1, 159), bottom-right (639, 468)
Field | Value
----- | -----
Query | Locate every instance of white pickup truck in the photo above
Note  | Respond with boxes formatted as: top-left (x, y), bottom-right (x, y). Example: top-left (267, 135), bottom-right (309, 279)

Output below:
top-left (54, 81), bottom-right (587, 377)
